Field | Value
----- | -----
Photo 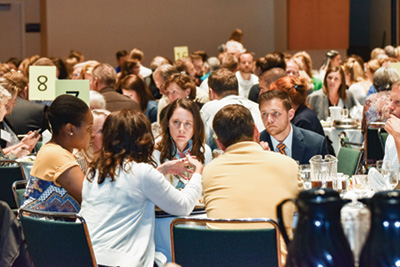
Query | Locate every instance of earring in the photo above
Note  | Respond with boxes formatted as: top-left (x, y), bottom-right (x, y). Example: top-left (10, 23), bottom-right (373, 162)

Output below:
top-left (70, 132), bottom-right (73, 136)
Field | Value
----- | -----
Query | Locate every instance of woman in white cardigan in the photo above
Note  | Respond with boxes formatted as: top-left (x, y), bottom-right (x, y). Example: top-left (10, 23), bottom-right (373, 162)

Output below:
top-left (80, 109), bottom-right (203, 267)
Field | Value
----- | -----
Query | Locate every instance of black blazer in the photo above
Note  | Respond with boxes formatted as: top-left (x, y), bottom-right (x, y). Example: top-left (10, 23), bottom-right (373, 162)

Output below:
top-left (6, 97), bottom-right (48, 135)
top-left (292, 104), bottom-right (325, 136)
top-left (259, 124), bottom-right (329, 165)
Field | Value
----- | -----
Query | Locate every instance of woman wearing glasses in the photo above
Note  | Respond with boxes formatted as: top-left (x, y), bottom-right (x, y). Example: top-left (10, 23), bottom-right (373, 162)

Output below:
top-left (154, 98), bottom-right (211, 189)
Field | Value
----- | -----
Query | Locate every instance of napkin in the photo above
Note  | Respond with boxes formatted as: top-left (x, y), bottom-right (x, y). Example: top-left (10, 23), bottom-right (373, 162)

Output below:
top-left (368, 167), bottom-right (387, 192)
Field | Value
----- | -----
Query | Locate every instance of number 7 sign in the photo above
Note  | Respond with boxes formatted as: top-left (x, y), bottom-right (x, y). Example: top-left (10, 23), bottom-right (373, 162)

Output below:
top-left (55, 80), bottom-right (90, 106)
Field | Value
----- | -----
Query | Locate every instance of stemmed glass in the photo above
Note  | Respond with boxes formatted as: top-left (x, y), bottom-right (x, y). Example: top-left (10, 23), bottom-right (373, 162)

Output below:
top-left (381, 160), bottom-right (399, 190)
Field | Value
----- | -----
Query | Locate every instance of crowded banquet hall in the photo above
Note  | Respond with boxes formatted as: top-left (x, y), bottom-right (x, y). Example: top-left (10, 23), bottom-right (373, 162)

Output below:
top-left (2, 1), bottom-right (400, 266)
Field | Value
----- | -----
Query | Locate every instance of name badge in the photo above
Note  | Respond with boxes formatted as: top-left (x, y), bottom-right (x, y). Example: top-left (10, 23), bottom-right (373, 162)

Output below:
top-left (0, 129), bottom-right (11, 142)
top-left (41, 129), bottom-right (52, 145)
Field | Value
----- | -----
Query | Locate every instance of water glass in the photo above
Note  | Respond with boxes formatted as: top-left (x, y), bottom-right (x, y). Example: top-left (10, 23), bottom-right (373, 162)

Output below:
top-left (299, 164), bottom-right (311, 190)
top-left (334, 173), bottom-right (349, 196)
top-left (352, 175), bottom-right (369, 198)
top-left (375, 160), bottom-right (384, 173)
top-left (381, 160), bottom-right (399, 190)
top-left (341, 108), bottom-right (349, 119)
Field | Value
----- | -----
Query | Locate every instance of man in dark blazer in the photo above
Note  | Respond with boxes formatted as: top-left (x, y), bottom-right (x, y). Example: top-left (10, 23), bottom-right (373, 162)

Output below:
top-left (7, 96), bottom-right (47, 135)
top-left (90, 63), bottom-right (140, 112)
top-left (259, 90), bottom-right (329, 165)
top-left (2, 71), bottom-right (48, 135)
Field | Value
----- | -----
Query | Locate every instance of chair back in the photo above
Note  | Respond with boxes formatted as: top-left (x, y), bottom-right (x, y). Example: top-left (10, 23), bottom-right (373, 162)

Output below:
top-left (337, 146), bottom-right (363, 176)
top-left (12, 180), bottom-right (27, 208)
top-left (0, 160), bottom-right (26, 209)
top-left (19, 208), bottom-right (97, 267)
top-left (365, 123), bottom-right (387, 168)
top-left (171, 217), bottom-right (281, 267)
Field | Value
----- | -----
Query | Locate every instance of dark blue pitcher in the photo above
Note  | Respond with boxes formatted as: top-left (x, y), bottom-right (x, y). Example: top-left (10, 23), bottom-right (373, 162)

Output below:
top-left (277, 188), bottom-right (354, 267)
top-left (359, 190), bottom-right (400, 267)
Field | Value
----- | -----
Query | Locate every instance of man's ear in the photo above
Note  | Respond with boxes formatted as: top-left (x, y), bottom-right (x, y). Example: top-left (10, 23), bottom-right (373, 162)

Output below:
top-left (288, 108), bottom-right (295, 121)
top-left (20, 86), bottom-right (28, 99)
top-left (217, 138), bottom-right (226, 151)
top-left (253, 126), bottom-right (260, 142)
top-left (209, 88), bottom-right (216, 100)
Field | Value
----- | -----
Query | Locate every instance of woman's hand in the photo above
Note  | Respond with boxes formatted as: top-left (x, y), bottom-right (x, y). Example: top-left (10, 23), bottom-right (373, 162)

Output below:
top-left (21, 131), bottom-right (40, 151)
top-left (185, 154), bottom-right (203, 174)
top-left (157, 155), bottom-right (204, 178)
top-left (12, 144), bottom-right (30, 158)
top-left (259, 141), bottom-right (271, 151)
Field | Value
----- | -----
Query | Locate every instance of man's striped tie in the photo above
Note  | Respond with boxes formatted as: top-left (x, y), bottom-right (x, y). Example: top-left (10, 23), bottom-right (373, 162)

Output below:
top-left (277, 142), bottom-right (286, 155)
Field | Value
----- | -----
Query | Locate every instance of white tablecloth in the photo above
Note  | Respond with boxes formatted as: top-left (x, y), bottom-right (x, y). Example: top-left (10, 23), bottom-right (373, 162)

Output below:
top-left (324, 127), bottom-right (363, 155)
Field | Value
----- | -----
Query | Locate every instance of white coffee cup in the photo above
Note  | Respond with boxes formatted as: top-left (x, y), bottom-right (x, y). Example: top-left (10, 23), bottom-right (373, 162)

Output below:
top-left (329, 106), bottom-right (342, 121)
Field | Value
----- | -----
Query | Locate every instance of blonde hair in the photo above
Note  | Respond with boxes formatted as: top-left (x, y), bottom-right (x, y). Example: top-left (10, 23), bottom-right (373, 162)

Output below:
top-left (343, 58), bottom-right (365, 84)
top-left (0, 85), bottom-right (11, 106)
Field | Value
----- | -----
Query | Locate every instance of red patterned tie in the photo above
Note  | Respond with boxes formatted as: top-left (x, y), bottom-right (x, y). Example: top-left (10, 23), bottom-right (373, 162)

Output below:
top-left (277, 142), bottom-right (286, 155)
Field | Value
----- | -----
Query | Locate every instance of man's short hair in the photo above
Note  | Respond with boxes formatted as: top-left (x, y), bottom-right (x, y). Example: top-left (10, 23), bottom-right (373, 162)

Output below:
top-left (259, 68), bottom-right (287, 89)
top-left (264, 52), bottom-right (286, 71)
top-left (212, 104), bottom-right (254, 148)
top-left (258, 89), bottom-right (292, 111)
top-left (153, 64), bottom-right (178, 83)
top-left (239, 51), bottom-right (255, 62)
top-left (129, 48), bottom-right (144, 62)
top-left (220, 54), bottom-right (238, 72)
top-left (208, 68), bottom-right (238, 97)
top-left (92, 63), bottom-right (117, 88)
top-left (116, 50), bottom-right (128, 60)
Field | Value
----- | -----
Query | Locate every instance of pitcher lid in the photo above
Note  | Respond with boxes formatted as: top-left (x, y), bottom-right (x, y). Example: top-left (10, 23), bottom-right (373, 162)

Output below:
top-left (371, 190), bottom-right (400, 204)
top-left (298, 188), bottom-right (341, 203)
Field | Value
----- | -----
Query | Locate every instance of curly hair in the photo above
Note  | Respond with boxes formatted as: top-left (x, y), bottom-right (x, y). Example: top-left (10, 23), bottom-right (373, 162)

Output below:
top-left (87, 109), bottom-right (156, 184)
top-left (164, 73), bottom-right (196, 100)
top-left (156, 98), bottom-right (205, 164)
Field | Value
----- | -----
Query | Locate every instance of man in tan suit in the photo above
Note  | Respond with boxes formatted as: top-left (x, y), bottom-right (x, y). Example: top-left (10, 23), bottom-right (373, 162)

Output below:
top-left (202, 104), bottom-right (300, 263)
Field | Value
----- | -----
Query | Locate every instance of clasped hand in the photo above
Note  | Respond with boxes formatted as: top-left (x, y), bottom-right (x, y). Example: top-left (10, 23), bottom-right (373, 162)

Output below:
top-left (158, 154), bottom-right (203, 179)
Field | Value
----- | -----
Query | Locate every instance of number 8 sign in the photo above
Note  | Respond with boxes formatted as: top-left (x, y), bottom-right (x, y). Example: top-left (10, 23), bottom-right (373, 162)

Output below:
top-left (29, 66), bottom-right (57, 100)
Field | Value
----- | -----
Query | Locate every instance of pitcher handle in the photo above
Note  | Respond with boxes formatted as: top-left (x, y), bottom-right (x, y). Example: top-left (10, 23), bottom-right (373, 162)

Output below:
top-left (276, 198), bottom-right (296, 247)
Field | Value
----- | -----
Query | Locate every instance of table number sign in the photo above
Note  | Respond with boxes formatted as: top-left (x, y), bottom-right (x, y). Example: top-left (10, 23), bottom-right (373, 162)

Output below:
top-left (29, 66), bottom-right (57, 101)
top-left (174, 46), bottom-right (189, 61)
top-left (390, 62), bottom-right (400, 76)
top-left (55, 80), bottom-right (90, 106)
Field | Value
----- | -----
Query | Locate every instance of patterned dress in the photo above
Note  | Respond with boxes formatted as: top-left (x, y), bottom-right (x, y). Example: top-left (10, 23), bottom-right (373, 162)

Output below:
top-left (21, 143), bottom-right (80, 213)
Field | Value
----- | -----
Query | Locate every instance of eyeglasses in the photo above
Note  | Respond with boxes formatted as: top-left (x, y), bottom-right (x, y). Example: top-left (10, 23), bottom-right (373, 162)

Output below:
top-left (170, 120), bottom-right (193, 130)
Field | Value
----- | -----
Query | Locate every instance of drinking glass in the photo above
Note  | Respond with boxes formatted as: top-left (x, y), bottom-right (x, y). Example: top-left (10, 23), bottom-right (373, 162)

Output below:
top-left (375, 160), bottom-right (384, 173)
top-left (341, 108), bottom-right (349, 120)
top-left (352, 175), bottom-right (369, 198)
top-left (334, 173), bottom-right (349, 197)
top-left (381, 160), bottom-right (399, 190)
top-left (299, 164), bottom-right (311, 190)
